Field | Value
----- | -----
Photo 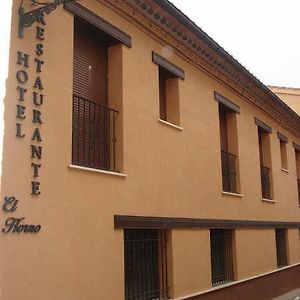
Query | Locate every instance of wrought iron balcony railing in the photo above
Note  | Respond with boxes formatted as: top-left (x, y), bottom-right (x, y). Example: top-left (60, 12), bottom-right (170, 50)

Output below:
top-left (221, 150), bottom-right (237, 193)
top-left (297, 179), bottom-right (300, 205)
top-left (260, 165), bottom-right (272, 199)
top-left (72, 94), bottom-right (118, 172)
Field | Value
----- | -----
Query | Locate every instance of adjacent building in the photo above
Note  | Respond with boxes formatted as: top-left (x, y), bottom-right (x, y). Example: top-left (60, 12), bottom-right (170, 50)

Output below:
top-left (1, 0), bottom-right (300, 299)
top-left (269, 85), bottom-right (300, 115)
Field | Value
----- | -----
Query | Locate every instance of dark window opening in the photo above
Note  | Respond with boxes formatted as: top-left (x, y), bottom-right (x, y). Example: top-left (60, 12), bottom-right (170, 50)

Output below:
top-left (298, 179), bottom-right (300, 205)
top-left (210, 229), bottom-right (234, 286)
top-left (153, 53), bottom-right (183, 127)
top-left (260, 164), bottom-right (272, 200)
top-left (221, 150), bottom-right (237, 193)
top-left (124, 229), bottom-right (169, 300)
top-left (258, 127), bottom-right (272, 199)
top-left (72, 17), bottom-right (119, 172)
top-left (219, 104), bottom-right (238, 193)
top-left (158, 67), bottom-right (180, 125)
top-left (277, 131), bottom-right (288, 170)
top-left (279, 139), bottom-right (288, 170)
top-left (275, 229), bottom-right (288, 268)
top-left (159, 67), bottom-right (170, 121)
top-left (295, 149), bottom-right (300, 205)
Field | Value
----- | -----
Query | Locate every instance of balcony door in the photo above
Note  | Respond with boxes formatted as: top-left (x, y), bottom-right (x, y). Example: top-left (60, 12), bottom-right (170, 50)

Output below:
top-left (72, 18), bottom-right (111, 170)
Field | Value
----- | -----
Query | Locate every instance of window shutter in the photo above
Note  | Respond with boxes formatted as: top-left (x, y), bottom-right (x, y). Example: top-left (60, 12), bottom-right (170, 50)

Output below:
top-left (73, 23), bottom-right (108, 106)
top-left (72, 21), bottom-right (110, 170)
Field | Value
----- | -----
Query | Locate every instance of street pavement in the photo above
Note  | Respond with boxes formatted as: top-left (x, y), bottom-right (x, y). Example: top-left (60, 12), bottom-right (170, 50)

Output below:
top-left (272, 288), bottom-right (300, 300)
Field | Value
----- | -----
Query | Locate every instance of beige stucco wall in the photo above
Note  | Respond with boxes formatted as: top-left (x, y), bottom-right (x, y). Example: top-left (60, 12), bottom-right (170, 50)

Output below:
top-left (0, 1), bottom-right (299, 300)
top-left (287, 228), bottom-right (300, 264)
top-left (171, 229), bottom-right (211, 298)
top-left (235, 229), bottom-right (277, 280)
top-left (269, 86), bottom-right (300, 116)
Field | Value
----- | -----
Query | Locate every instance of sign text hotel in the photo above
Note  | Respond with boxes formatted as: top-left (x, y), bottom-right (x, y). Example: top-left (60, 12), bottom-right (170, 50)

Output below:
top-left (16, 23), bottom-right (45, 195)
top-left (1, 16), bottom-right (47, 234)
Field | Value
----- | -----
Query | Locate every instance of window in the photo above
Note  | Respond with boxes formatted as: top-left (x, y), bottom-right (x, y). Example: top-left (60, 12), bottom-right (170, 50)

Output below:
top-left (72, 18), bottom-right (112, 171)
top-left (153, 52), bottom-right (184, 126)
top-left (294, 143), bottom-right (300, 204)
top-left (275, 229), bottom-right (288, 268)
top-left (255, 118), bottom-right (273, 200)
top-left (70, 9), bottom-right (131, 172)
top-left (210, 229), bottom-right (234, 286)
top-left (280, 140), bottom-right (288, 170)
top-left (277, 132), bottom-right (288, 170)
top-left (215, 92), bottom-right (240, 194)
top-left (124, 229), bottom-right (169, 300)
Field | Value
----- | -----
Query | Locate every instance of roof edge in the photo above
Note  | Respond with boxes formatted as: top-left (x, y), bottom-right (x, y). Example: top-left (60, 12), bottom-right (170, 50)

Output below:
top-left (155, 0), bottom-right (300, 122)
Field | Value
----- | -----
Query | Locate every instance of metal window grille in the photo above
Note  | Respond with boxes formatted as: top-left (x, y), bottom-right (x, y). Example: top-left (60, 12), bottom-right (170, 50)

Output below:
top-left (260, 165), bottom-right (272, 199)
top-left (221, 150), bottom-right (237, 193)
top-left (210, 229), bottom-right (234, 286)
top-left (275, 229), bottom-right (288, 268)
top-left (297, 179), bottom-right (300, 205)
top-left (72, 94), bottom-right (118, 172)
top-left (124, 229), bottom-right (169, 300)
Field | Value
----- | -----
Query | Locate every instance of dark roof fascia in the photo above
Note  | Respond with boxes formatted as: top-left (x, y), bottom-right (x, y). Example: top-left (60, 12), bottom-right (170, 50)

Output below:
top-left (154, 0), bottom-right (300, 122)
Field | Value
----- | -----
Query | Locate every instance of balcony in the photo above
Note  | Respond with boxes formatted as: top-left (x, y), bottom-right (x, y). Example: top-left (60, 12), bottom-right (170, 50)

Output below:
top-left (298, 179), bottom-right (300, 205)
top-left (72, 94), bottom-right (118, 172)
top-left (221, 150), bottom-right (237, 193)
top-left (260, 165), bottom-right (272, 199)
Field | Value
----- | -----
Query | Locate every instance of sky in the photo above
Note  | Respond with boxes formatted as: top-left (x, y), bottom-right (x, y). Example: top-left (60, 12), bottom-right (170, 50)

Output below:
top-left (169, 0), bottom-right (300, 88)
top-left (0, 0), bottom-right (299, 89)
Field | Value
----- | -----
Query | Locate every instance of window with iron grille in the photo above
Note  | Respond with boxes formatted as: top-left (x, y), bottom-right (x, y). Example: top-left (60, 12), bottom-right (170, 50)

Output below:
top-left (297, 179), bottom-right (300, 205)
top-left (210, 229), bottom-right (234, 286)
top-left (260, 165), bottom-right (272, 199)
top-left (295, 148), bottom-right (300, 205)
top-left (256, 120), bottom-right (273, 200)
top-left (258, 130), bottom-right (272, 199)
top-left (221, 150), bottom-right (237, 193)
top-left (218, 101), bottom-right (239, 194)
top-left (72, 17), bottom-right (119, 172)
top-left (124, 229), bottom-right (169, 300)
top-left (275, 229), bottom-right (288, 268)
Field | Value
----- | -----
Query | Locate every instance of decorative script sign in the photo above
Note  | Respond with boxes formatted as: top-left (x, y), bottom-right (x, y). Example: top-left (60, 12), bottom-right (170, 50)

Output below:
top-left (2, 196), bottom-right (41, 234)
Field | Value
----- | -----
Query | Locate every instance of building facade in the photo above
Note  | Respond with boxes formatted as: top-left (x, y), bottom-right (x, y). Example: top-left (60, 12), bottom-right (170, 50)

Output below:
top-left (1, 0), bottom-right (300, 299)
top-left (269, 86), bottom-right (300, 116)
